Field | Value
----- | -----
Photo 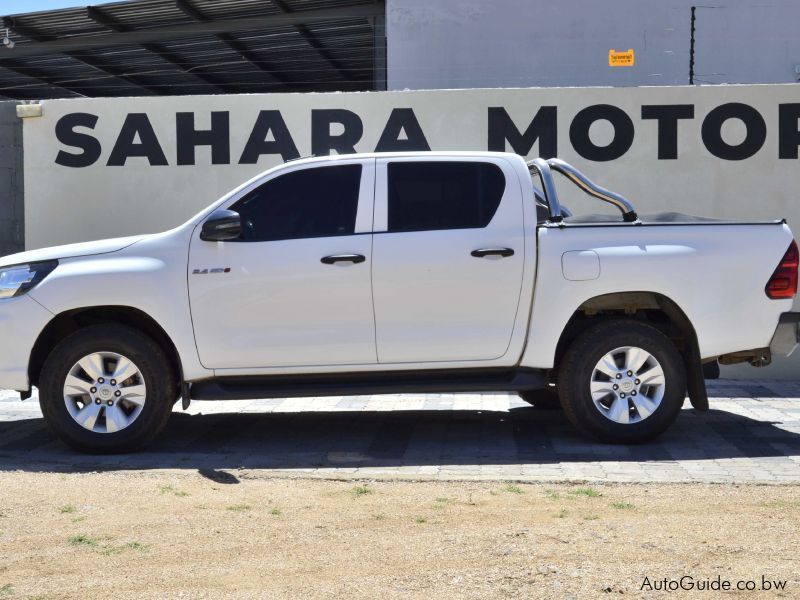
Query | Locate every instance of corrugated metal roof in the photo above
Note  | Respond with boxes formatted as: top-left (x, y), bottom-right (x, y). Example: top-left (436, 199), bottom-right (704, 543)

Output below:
top-left (0, 0), bottom-right (384, 98)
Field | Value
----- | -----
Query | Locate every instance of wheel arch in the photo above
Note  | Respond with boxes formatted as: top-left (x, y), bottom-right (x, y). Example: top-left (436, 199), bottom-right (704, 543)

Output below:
top-left (29, 305), bottom-right (182, 394)
top-left (552, 291), bottom-right (708, 410)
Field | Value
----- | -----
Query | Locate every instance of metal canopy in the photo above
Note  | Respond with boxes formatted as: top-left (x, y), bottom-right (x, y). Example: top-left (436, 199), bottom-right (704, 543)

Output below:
top-left (0, 0), bottom-right (385, 99)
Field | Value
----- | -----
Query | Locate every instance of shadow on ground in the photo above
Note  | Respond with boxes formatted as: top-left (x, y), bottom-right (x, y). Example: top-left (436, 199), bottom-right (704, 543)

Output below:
top-left (0, 404), bottom-right (798, 473)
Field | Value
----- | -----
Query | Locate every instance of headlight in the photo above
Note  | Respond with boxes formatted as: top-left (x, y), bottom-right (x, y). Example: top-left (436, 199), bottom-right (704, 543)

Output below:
top-left (0, 260), bottom-right (58, 299)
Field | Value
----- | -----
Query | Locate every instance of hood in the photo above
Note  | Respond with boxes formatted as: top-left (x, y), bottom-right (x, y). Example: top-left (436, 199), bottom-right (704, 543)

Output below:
top-left (0, 235), bottom-right (147, 268)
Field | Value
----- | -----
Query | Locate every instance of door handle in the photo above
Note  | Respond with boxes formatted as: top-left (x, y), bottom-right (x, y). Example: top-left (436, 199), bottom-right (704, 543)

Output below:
top-left (321, 254), bottom-right (366, 265)
top-left (471, 248), bottom-right (515, 258)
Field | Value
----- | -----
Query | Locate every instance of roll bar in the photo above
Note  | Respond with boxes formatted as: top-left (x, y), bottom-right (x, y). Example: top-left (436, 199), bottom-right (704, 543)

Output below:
top-left (527, 158), bottom-right (563, 222)
top-left (527, 158), bottom-right (638, 223)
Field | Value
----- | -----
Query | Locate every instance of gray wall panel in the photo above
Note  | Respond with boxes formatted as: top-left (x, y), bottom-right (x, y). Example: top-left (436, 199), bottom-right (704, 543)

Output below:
top-left (694, 3), bottom-right (800, 84)
top-left (388, 0), bottom-right (800, 90)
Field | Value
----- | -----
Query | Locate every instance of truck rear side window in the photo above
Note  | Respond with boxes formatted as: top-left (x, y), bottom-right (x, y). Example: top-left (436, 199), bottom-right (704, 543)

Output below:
top-left (387, 162), bottom-right (506, 233)
top-left (231, 164), bottom-right (362, 242)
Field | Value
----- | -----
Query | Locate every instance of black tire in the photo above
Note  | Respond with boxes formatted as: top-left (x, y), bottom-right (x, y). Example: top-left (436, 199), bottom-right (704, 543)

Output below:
top-left (518, 387), bottom-right (562, 409)
top-left (39, 324), bottom-right (175, 453)
top-left (557, 319), bottom-right (686, 443)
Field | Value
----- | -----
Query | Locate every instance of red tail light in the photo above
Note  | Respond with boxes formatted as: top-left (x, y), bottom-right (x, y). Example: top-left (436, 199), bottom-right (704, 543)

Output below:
top-left (765, 240), bottom-right (799, 299)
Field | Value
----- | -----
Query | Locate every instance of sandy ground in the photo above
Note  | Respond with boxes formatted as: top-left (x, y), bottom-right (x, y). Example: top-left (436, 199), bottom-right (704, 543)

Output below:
top-left (0, 472), bottom-right (798, 599)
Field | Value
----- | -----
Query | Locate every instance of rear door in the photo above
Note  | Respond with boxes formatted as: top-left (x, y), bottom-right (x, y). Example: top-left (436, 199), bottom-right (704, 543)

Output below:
top-left (371, 157), bottom-right (526, 364)
top-left (188, 159), bottom-right (377, 369)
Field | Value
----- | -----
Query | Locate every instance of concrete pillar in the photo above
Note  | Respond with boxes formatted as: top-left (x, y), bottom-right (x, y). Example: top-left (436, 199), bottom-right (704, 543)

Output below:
top-left (0, 101), bottom-right (23, 257)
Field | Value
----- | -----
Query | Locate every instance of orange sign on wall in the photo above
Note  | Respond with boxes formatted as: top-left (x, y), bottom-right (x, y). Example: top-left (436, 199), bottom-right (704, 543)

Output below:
top-left (609, 49), bottom-right (635, 67)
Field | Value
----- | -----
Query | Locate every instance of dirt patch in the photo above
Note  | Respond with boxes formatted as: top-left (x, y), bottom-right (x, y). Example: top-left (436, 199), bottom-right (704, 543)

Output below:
top-left (0, 471), bottom-right (798, 598)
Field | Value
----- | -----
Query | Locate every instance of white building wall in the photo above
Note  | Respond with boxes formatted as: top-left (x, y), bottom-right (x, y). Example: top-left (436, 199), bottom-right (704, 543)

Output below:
top-left (18, 84), bottom-right (800, 378)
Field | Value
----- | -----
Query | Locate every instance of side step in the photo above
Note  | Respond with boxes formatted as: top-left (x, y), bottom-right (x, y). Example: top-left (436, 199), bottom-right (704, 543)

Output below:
top-left (190, 368), bottom-right (546, 401)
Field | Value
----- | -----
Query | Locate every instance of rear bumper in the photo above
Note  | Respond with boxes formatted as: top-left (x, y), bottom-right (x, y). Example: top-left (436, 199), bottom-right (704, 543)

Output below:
top-left (769, 312), bottom-right (800, 357)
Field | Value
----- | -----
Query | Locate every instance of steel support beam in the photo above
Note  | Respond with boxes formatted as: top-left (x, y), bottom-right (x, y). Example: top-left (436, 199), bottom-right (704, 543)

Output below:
top-left (2, 15), bottom-right (155, 96)
top-left (0, 18), bottom-right (90, 96)
top-left (1, 5), bottom-right (384, 60)
top-left (0, 62), bottom-right (83, 98)
top-left (86, 6), bottom-right (225, 93)
top-left (66, 52), bottom-right (160, 95)
top-left (174, 0), bottom-right (289, 86)
top-left (2, 17), bottom-right (52, 42)
top-left (270, 0), bottom-right (355, 81)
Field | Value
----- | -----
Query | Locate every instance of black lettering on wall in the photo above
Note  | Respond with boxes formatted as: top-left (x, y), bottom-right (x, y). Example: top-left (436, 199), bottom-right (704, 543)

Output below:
top-left (569, 104), bottom-right (634, 161)
top-left (176, 111), bottom-right (230, 165)
top-left (106, 113), bottom-right (168, 167)
top-left (55, 113), bottom-right (101, 168)
top-left (701, 103), bottom-right (766, 160)
top-left (239, 110), bottom-right (300, 163)
top-left (779, 103), bottom-right (800, 159)
top-left (311, 109), bottom-right (363, 155)
top-left (641, 104), bottom-right (694, 159)
top-left (487, 106), bottom-right (557, 158)
top-left (375, 108), bottom-right (430, 152)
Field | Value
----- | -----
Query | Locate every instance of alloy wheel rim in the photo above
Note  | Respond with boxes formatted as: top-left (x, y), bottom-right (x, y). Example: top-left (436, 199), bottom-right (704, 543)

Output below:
top-left (589, 346), bottom-right (665, 424)
top-left (62, 351), bottom-right (146, 434)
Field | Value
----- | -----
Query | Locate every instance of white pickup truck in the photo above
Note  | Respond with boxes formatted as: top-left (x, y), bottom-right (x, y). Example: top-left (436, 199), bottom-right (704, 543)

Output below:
top-left (0, 151), bottom-right (797, 452)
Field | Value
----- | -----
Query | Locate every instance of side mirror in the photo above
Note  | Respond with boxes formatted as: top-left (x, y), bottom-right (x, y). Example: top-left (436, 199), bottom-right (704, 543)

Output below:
top-left (200, 209), bottom-right (241, 241)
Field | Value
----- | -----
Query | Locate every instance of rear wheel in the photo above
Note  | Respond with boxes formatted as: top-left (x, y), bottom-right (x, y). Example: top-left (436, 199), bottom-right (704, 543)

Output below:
top-left (558, 319), bottom-right (686, 443)
top-left (39, 324), bottom-right (175, 453)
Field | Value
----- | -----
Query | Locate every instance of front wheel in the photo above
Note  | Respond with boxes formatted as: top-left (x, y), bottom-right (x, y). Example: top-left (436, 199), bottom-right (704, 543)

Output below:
top-left (39, 324), bottom-right (175, 453)
top-left (558, 319), bottom-right (686, 443)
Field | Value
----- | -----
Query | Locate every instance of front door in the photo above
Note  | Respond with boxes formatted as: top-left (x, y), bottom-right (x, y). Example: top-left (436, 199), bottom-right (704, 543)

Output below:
top-left (188, 160), bottom-right (377, 369)
top-left (371, 157), bottom-right (527, 364)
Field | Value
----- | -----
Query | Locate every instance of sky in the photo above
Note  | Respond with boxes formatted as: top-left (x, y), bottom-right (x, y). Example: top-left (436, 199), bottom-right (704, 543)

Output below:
top-left (3, 0), bottom-right (129, 15)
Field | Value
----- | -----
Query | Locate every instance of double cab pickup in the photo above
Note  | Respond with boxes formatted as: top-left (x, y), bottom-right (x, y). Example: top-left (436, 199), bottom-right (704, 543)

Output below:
top-left (0, 152), bottom-right (796, 452)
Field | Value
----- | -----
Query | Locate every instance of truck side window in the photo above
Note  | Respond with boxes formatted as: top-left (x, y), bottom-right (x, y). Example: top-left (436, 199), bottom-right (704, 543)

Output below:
top-left (387, 162), bottom-right (505, 233)
top-left (231, 164), bottom-right (362, 242)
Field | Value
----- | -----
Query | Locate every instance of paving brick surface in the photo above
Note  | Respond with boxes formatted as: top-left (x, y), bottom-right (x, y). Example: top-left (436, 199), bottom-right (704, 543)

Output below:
top-left (1, 380), bottom-right (800, 483)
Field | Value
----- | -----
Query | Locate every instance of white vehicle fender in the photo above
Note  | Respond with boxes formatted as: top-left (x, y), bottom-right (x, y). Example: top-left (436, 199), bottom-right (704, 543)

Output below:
top-left (520, 223), bottom-right (795, 370)
top-left (27, 225), bottom-right (209, 382)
